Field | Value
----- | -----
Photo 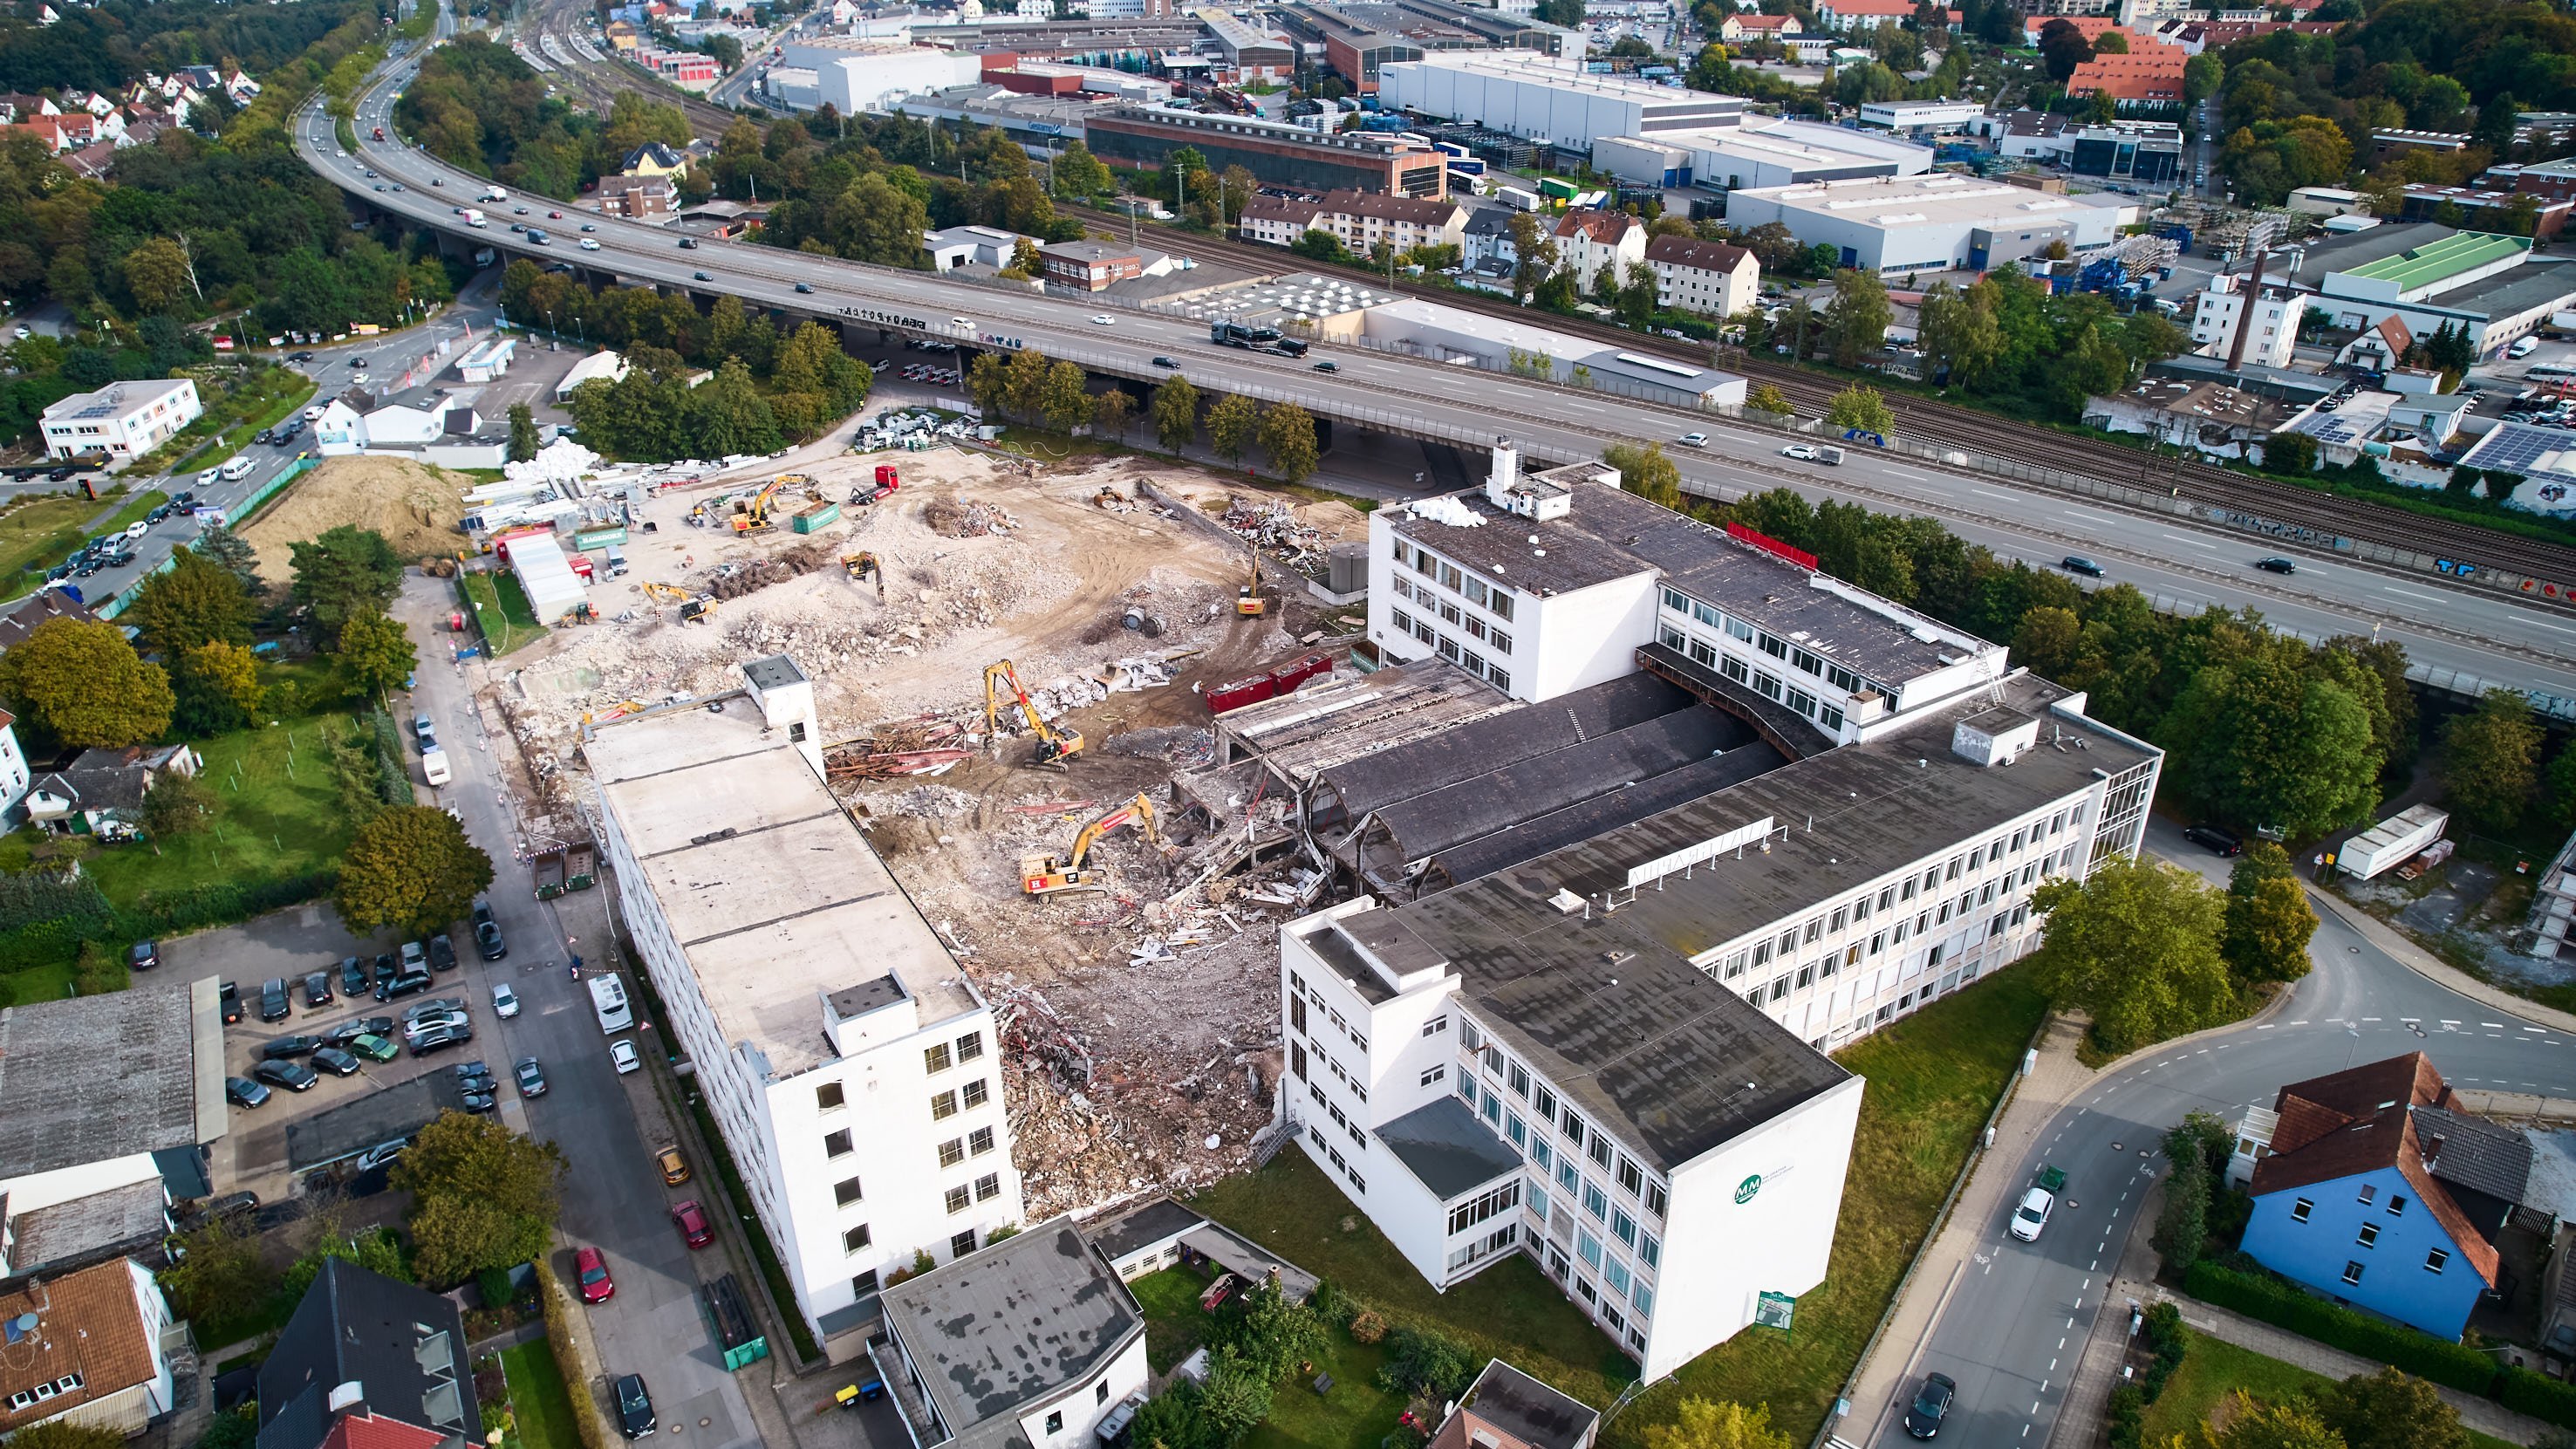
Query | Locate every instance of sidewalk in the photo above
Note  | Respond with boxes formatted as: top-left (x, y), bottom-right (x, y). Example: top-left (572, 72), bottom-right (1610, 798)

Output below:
top-left (2049, 1172), bottom-right (2166, 1449)
top-left (1846, 1013), bottom-right (2100, 1444)
top-left (2305, 883), bottom-right (2576, 1035)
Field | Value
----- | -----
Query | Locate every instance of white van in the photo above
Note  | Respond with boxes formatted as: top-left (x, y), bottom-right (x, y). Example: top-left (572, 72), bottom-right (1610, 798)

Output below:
top-left (422, 747), bottom-right (451, 787)
top-left (604, 546), bottom-right (628, 577)
top-left (219, 457), bottom-right (255, 482)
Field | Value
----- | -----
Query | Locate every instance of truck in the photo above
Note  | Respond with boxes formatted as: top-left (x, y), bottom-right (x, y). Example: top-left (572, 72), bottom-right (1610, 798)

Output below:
top-left (480, 186), bottom-right (507, 203)
top-left (372, 125), bottom-right (386, 141)
top-left (421, 746), bottom-right (451, 787)
top-left (1494, 185), bottom-right (1541, 212)
top-left (461, 208), bottom-right (487, 228)
top-left (1211, 318), bottom-right (1306, 356)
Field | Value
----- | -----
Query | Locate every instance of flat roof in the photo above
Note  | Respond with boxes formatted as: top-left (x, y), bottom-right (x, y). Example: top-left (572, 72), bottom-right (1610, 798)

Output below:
top-left (1452, 1361), bottom-right (1598, 1449)
top-left (284, 1070), bottom-right (470, 1171)
top-left (1088, 1199), bottom-right (1205, 1261)
top-left (584, 688), bottom-right (979, 1077)
top-left (881, 1220), bottom-right (1143, 1449)
top-left (1377, 1095), bottom-right (1524, 1199)
top-left (2345, 229), bottom-right (2531, 289)
top-left (1387, 51), bottom-right (1739, 116)
top-left (2304, 221), bottom-right (2504, 281)
top-left (1742, 171), bottom-right (2129, 229)
top-left (2427, 260), bottom-right (2576, 320)
top-left (1211, 658), bottom-right (1517, 788)
top-left (0, 976), bottom-right (220, 1179)
top-left (1364, 297), bottom-right (1740, 400)
top-left (1328, 673), bottom-right (2151, 1171)
top-left (41, 378), bottom-right (193, 423)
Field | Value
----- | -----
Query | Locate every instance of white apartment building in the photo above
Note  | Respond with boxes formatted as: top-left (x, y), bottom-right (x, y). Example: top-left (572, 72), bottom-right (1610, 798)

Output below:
top-left (40, 379), bottom-right (200, 461)
top-left (1551, 209), bottom-right (1645, 291)
top-left (2187, 272), bottom-right (2301, 368)
top-left (1239, 190), bottom-right (1467, 254)
top-left (1643, 235), bottom-right (1759, 320)
top-left (589, 656), bottom-right (1024, 1361)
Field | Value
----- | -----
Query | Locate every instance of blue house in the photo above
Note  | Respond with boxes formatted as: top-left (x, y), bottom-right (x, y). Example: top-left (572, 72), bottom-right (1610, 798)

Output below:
top-left (2236, 1053), bottom-right (2531, 1341)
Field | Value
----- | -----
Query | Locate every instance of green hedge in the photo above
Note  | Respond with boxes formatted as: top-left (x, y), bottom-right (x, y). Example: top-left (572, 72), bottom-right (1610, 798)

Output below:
top-left (2497, 1365), bottom-right (2576, 1429)
top-left (2180, 1261), bottom-right (2500, 1394)
top-left (363, 709), bottom-right (412, 805)
top-left (0, 871), bottom-right (337, 979)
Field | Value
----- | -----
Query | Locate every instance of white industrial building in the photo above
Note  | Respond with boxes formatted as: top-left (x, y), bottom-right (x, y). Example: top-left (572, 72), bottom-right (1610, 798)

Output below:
top-left (1350, 301), bottom-right (1746, 409)
top-left (589, 657), bottom-right (1025, 1362)
top-left (1855, 99), bottom-right (1985, 133)
top-left (504, 532), bottom-right (588, 626)
top-left (776, 38), bottom-right (982, 113)
top-left (1722, 173), bottom-right (2137, 274)
top-left (39, 378), bottom-right (200, 461)
top-left (1283, 446), bottom-right (2162, 1380)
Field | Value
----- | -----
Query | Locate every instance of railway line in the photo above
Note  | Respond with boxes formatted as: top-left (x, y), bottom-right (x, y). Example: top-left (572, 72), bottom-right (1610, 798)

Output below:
top-left (518, 0), bottom-right (740, 140)
top-left (1072, 206), bottom-right (2576, 587)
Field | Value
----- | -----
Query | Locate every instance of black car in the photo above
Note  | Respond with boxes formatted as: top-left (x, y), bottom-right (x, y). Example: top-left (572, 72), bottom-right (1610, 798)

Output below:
top-left (429, 933), bottom-right (457, 971)
top-left (327, 1015), bottom-right (397, 1047)
top-left (402, 997), bottom-right (467, 1023)
top-left (2183, 824), bottom-right (2244, 857)
top-left (2254, 557), bottom-right (2297, 575)
top-left (1313, 359), bottom-right (1338, 373)
top-left (220, 981), bottom-right (243, 1025)
top-left (614, 1376), bottom-right (656, 1439)
top-left (1903, 1372), bottom-right (1955, 1439)
top-left (262, 1035), bottom-right (325, 1059)
top-left (311, 1046), bottom-right (364, 1076)
top-left (339, 956), bottom-right (372, 996)
top-left (1151, 355), bottom-right (1179, 368)
top-left (302, 972), bottom-right (335, 1010)
top-left (2060, 555), bottom-right (2105, 578)
top-left (289, 351), bottom-right (316, 362)
top-left (130, 940), bottom-right (159, 971)
top-left (374, 952), bottom-right (400, 987)
top-left (795, 282), bottom-right (814, 293)
top-left (461, 1085), bottom-right (499, 1112)
top-left (408, 1022), bottom-right (471, 1056)
top-left (693, 271), bottom-right (712, 282)
top-left (677, 237), bottom-right (698, 249)
top-left (259, 978), bottom-right (292, 1023)
top-left (456, 1060), bottom-right (496, 1090)
top-left (252, 1059), bottom-right (318, 1092)
top-left (377, 972), bottom-right (434, 1003)
top-left (225, 1075), bottom-right (270, 1109)
top-left (476, 919), bottom-right (507, 960)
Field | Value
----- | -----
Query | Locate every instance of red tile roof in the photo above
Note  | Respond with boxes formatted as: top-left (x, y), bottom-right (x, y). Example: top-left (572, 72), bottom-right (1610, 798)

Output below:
top-left (2249, 1053), bottom-right (2504, 1288)
top-left (0, 1261), bottom-right (158, 1434)
top-left (321, 1411), bottom-right (454, 1449)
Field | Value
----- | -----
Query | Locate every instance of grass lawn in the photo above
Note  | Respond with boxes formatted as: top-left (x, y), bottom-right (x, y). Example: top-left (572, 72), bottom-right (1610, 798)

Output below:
top-left (501, 1340), bottom-right (582, 1449)
top-left (1130, 1268), bottom-right (1221, 1374)
top-left (1126, 1264), bottom-right (1405, 1449)
top-left (2140, 1336), bottom-right (2519, 1449)
top-left (148, 367), bottom-right (318, 475)
top-left (460, 571), bottom-right (546, 655)
top-left (100, 489), bottom-right (168, 533)
top-left (0, 487), bottom-right (127, 592)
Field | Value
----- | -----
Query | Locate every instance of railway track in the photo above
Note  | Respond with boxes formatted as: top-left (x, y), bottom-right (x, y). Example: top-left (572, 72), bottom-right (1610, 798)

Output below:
top-left (521, 0), bottom-right (740, 140)
top-left (1074, 206), bottom-right (2576, 586)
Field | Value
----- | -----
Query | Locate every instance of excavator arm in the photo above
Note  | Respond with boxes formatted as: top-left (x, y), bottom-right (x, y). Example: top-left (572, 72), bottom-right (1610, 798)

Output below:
top-left (982, 660), bottom-right (1083, 768)
top-left (1022, 793), bottom-right (1163, 896)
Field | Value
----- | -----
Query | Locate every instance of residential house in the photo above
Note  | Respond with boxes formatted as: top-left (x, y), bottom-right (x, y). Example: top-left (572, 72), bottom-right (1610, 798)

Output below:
top-left (623, 140), bottom-right (688, 178)
top-left (1463, 208), bottom-right (1519, 270)
top-left (605, 18), bottom-right (643, 48)
top-left (1715, 12), bottom-right (1800, 41)
top-left (2186, 271), bottom-right (2303, 369)
top-left (1644, 236), bottom-right (1759, 320)
top-left (255, 1260), bottom-right (485, 1449)
top-left (0, 92), bottom-right (58, 124)
top-left (62, 140), bottom-right (118, 179)
top-left (592, 174), bottom-right (675, 218)
top-left (0, 589), bottom-right (98, 651)
top-left (25, 744), bottom-right (204, 835)
top-left (2064, 44), bottom-right (2188, 107)
top-left (2233, 1053), bottom-right (2530, 1341)
top-left (2334, 312), bottom-right (2414, 373)
top-left (1240, 194), bottom-right (1328, 248)
top-left (920, 225), bottom-right (1027, 270)
top-left (0, 1260), bottom-right (182, 1439)
top-left (1240, 190), bottom-right (1466, 256)
top-left (1428, 1363), bottom-right (1598, 1449)
top-left (1037, 241), bottom-right (1145, 291)
top-left (1551, 208), bottom-right (1644, 292)
top-left (1814, 0), bottom-right (1914, 30)
top-left (872, 1220), bottom-right (1148, 1449)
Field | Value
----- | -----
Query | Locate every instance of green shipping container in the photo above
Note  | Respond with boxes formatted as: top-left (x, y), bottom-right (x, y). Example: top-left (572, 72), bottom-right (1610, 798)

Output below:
top-left (791, 502), bottom-right (842, 533)
top-left (706, 1275), bottom-right (769, 1371)
top-left (1538, 177), bottom-right (1577, 202)
top-left (574, 526), bottom-right (628, 550)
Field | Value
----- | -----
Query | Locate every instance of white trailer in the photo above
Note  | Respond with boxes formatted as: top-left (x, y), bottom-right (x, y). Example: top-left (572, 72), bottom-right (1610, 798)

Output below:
top-left (2341, 803), bottom-right (2449, 880)
top-left (1495, 185), bottom-right (1541, 212)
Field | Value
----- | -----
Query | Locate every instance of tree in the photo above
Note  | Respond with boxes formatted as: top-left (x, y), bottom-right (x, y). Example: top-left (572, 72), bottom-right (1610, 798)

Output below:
top-left (7, 1420), bottom-right (128, 1449)
top-left (1747, 382), bottom-right (1794, 415)
top-left (1206, 393), bottom-right (1260, 464)
top-left (1291, 229), bottom-right (1353, 265)
top-left (175, 640), bottom-right (266, 736)
top-left (1092, 386), bottom-right (1136, 441)
top-left (2550, 744), bottom-right (2576, 834)
top-left (507, 402), bottom-right (539, 463)
top-left (2319, 1368), bottom-right (2469, 1449)
top-left (392, 1111), bottom-right (566, 1287)
top-left (1825, 384), bottom-right (1896, 436)
top-left (158, 1212), bottom-right (271, 1325)
top-left (1258, 401), bottom-right (1319, 483)
top-left (1054, 140), bottom-right (1111, 199)
top-left (335, 611), bottom-right (420, 704)
top-left (1038, 359), bottom-right (1090, 434)
top-left (123, 237), bottom-right (192, 313)
top-left (336, 806), bottom-right (496, 938)
top-left (1197, 1350), bottom-right (1275, 1441)
top-left (1616, 259), bottom-right (1659, 330)
top-left (194, 525), bottom-right (263, 597)
top-left (0, 617), bottom-right (174, 748)
top-left (2090, 28), bottom-right (2127, 52)
top-left (2474, 92), bottom-right (2521, 160)
top-left (2223, 844), bottom-right (2316, 985)
top-left (289, 526), bottom-right (405, 646)
top-left (1152, 374), bottom-right (1200, 451)
top-left (1604, 441), bottom-right (1682, 509)
top-left (138, 769), bottom-right (216, 855)
top-left (2184, 51), bottom-right (2224, 106)
top-left (2204, 1393), bottom-right (2348, 1449)
top-left (2441, 687), bottom-right (2543, 832)
top-left (2158, 660), bottom-right (2380, 839)
top-left (2265, 430), bottom-right (2319, 475)
top-left (2037, 18), bottom-right (2093, 82)
top-left (127, 547), bottom-right (254, 659)
top-left (1637, 1398), bottom-right (1794, 1449)
top-left (2029, 857), bottom-right (2235, 1056)
top-left (2153, 1147), bottom-right (2211, 1268)
top-left (1508, 211), bottom-right (1554, 304)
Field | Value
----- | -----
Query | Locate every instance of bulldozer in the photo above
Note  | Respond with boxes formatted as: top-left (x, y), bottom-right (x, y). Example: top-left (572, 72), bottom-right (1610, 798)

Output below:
top-left (844, 552), bottom-right (885, 602)
top-left (982, 659), bottom-right (1083, 769)
top-left (642, 581), bottom-right (719, 625)
top-left (1236, 552), bottom-right (1266, 619)
top-left (1022, 792), bottom-right (1166, 896)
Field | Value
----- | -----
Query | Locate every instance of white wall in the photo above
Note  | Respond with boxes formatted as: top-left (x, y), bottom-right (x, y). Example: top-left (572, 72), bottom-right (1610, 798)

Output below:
top-left (0, 720), bottom-right (31, 818)
top-left (1640, 1075), bottom-right (1862, 1380)
top-left (1011, 1335), bottom-right (1149, 1449)
top-left (1527, 575), bottom-right (1658, 701)
top-left (0, 1153), bottom-right (164, 1224)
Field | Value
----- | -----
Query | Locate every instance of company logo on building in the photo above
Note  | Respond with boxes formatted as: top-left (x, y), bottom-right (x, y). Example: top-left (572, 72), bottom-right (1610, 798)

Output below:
top-left (1734, 1173), bottom-right (1761, 1205)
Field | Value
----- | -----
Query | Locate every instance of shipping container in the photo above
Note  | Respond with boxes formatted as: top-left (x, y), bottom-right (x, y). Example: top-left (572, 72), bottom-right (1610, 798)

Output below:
top-left (792, 501), bottom-right (842, 533)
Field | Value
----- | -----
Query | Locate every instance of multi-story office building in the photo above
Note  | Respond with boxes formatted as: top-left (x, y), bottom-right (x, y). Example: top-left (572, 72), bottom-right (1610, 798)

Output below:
top-left (39, 379), bottom-right (200, 461)
top-left (588, 657), bottom-right (1023, 1362)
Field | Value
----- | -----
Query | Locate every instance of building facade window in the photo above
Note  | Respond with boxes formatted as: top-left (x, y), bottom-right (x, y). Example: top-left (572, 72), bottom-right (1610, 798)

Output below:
top-left (824, 1129), bottom-right (853, 1158)
top-left (817, 1082), bottom-right (845, 1111)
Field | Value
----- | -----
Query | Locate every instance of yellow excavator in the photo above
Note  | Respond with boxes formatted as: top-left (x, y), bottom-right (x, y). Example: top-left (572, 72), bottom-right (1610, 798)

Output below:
top-left (844, 552), bottom-right (884, 601)
top-left (731, 479), bottom-right (782, 534)
top-left (1022, 792), bottom-right (1165, 896)
top-left (641, 581), bottom-right (718, 625)
top-left (1236, 552), bottom-right (1266, 618)
top-left (982, 660), bottom-right (1083, 769)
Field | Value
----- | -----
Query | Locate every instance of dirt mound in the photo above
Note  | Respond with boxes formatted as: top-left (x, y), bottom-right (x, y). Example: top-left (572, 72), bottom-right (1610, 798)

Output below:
top-left (239, 456), bottom-right (468, 580)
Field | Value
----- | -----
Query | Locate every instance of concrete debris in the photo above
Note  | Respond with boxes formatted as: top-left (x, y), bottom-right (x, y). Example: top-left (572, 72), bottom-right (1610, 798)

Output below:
top-left (923, 496), bottom-right (1020, 538)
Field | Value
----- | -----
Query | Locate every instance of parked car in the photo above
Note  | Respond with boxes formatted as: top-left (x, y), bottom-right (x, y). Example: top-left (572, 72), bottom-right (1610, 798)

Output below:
top-left (656, 1146), bottom-right (689, 1186)
top-left (402, 997), bottom-right (466, 1022)
top-left (576, 1246), bottom-right (616, 1303)
top-left (670, 1200), bottom-right (712, 1248)
top-left (338, 956), bottom-right (372, 996)
top-left (492, 981), bottom-right (522, 1019)
top-left (129, 940), bottom-right (159, 971)
top-left (405, 1008), bottom-right (470, 1039)
top-left (407, 1022), bottom-right (471, 1056)
top-left (372, 953), bottom-right (400, 987)
top-left (220, 981), bottom-right (243, 1025)
top-left (477, 919), bottom-right (507, 960)
top-left (2183, 824), bottom-right (2244, 857)
top-left (259, 978), bottom-right (291, 1022)
top-left (311, 1046), bottom-right (363, 1076)
top-left (262, 1035), bottom-right (325, 1059)
top-left (302, 972), bottom-right (335, 1010)
top-left (515, 1057), bottom-right (548, 1097)
top-left (1903, 1373), bottom-right (1955, 1439)
top-left (612, 1038), bottom-right (641, 1075)
top-left (226, 1075), bottom-right (271, 1109)
top-left (252, 1059), bottom-right (318, 1092)
top-left (376, 972), bottom-right (434, 1003)
top-left (429, 934), bottom-right (457, 971)
top-left (614, 1376), bottom-right (656, 1439)
top-left (327, 1015), bottom-right (396, 1047)
top-left (2060, 555), bottom-right (2105, 578)
top-left (456, 1060), bottom-right (495, 1091)
top-left (348, 1033), bottom-right (400, 1063)
top-left (355, 1138), bottom-right (409, 1172)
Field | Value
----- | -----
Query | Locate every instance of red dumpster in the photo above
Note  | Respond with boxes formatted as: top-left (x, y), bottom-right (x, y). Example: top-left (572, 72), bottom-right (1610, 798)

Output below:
top-left (1206, 673), bottom-right (1278, 714)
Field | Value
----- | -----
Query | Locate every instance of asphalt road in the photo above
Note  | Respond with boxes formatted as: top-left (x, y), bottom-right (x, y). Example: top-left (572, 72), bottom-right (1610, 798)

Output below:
top-left (301, 66), bottom-right (2576, 701)
top-left (393, 575), bottom-right (764, 1449)
top-left (1864, 819), bottom-right (2576, 1449)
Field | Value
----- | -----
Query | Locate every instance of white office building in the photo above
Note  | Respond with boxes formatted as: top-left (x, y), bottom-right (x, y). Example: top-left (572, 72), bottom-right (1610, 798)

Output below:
top-left (39, 378), bottom-right (200, 461)
top-left (1722, 173), bottom-right (2137, 274)
top-left (588, 657), bottom-right (1025, 1362)
top-left (1855, 99), bottom-right (1985, 133)
top-left (777, 38), bottom-right (983, 113)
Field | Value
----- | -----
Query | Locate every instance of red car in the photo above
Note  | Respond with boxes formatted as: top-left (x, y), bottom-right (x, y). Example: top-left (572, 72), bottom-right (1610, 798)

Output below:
top-left (548, 210), bottom-right (564, 219)
top-left (673, 1200), bottom-right (714, 1249)
top-left (575, 1246), bottom-right (615, 1303)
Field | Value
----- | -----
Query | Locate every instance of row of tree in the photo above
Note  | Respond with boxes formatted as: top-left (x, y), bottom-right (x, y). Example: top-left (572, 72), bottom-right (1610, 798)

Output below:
top-left (2032, 844), bottom-right (2318, 1056)
top-left (0, 0), bottom-right (373, 96)
top-left (958, 345), bottom-right (1323, 483)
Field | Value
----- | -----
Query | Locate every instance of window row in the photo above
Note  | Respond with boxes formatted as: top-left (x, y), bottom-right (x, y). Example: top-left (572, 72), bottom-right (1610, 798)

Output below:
top-left (1657, 589), bottom-right (1882, 699)
top-left (1394, 540), bottom-right (1516, 621)
top-left (1456, 1051), bottom-right (1668, 1221)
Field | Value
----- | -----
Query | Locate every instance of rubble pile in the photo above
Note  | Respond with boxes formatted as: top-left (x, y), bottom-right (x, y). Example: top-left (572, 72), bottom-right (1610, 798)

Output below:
top-left (922, 496), bottom-right (1021, 538)
top-left (700, 540), bottom-right (837, 599)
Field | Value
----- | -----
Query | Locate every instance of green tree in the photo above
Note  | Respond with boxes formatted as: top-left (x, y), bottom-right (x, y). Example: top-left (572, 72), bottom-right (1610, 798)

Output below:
top-left (1605, 441), bottom-right (1682, 510)
top-left (1039, 359), bottom-right (1090, 434)
top-left (1197, 1349), bottom-right (1274, 1441)
top-left (1825, 384), bottom-right (1896, 436)
top-left (1508, 211), bottom-right (1555, 304)
top-left (1053, 140), bottom-right (1110, 198)
top-left (7, 1419), bottom-right (129, 1449)
top-left (2029, 857), bottom-right (2235, 1056)
top-left (174, 640), bottom-right (266, 736)
top-left (1616, 259), bottom-right (1660, 330)
top-left (336, 805), bottom-right (496, 937)
top-left (0, 617), bottom-right (174, 748)
top-left (392, 1111), bottom-right (567, 1287)
top-left (158, 1213), bottom-right (272, 1325)
top-left (687, 358), bottom-right (781, 457)
top-left (2204, 1393), bottom-right (2348, 1449)
top-left (2440, 687), bottom-right (2543, 832)
top-left (2319, 1368), bottom-right (2468, 1449)
top-left (122, 237), bottom-right (192, 313)
top-left (2037, 17), bottom-right (2093, 81)
top-left (1092, 386), bottom-right (1136, 441)
top-left (193, 526), bottom-right (263, 598)
top-left (1821, 268), bottom-right (1894, 366)
top-left (2265, 430), bottom-right (2319, 475)
top-left (1290, 229), bottom-right (1354, 265)
top-left (2183, 51), bottom-right (2224, 106)
top-left (2549, 743), bottom-right (2576, 833)
top-left (2158, 661), bottom-right (2379, 839)
top-left (2222, 843), bottom-right (2316, 985)
top-left (289, 526), bottom-right (404, 647)
top-left (128, 547), bottom-right (255, 659)
top-left (1637, 1398), bottom-right (1795, 1449)
top-left (1747, 382), bottom-right (1794, 415)
top-left (1206, 393), bottom-right (1260, 464)
top-left (1153, 374), bottom-right (1200, 451)
top-left (334, 611), bottom-right (419, 704)
top-left (2153, 1148), bottom-right (2211, 1268)
top-left (507, 402), bottom-right (539, 463)
top-left (1258, 401), bottom-right (1319, 483)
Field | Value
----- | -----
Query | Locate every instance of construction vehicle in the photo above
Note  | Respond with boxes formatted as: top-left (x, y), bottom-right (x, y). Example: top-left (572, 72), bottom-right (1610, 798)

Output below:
top-left (1236, 553), bottom-right (1266, 618)
top-left (844, 552), bottom-right (884, 601)
top-left (1021, 793), bottom-right (1165, 896)
top-left (850, 464), bottom-right (899, 507)
top-left (641, 581), bottom-right (719, 625)
top-left (982, 660), bottom-right (1083, 769)
top-left (731, 479), bottom-right (782, 534)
